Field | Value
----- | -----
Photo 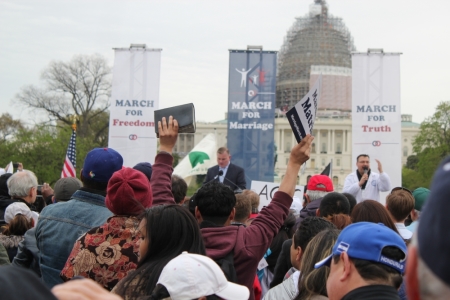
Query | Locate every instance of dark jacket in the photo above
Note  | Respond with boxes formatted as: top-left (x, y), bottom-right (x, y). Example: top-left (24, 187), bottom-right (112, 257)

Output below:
top-left (295, 197), bottom-right (323, 229)
top-left (0, 266), bottom-right (57, 300)
top-left (342, 285), bottom-right (400, 300)
top-left (270, 239), bottom-right (293, 288)
top-left (204, 163), bottom-right (247, 190)
top-left (12, 227), bottom-right (41, 276)
top-left (0, 242), bottom-right (10, 265)
top-left (0, 195), bottom-right (16, 226)
top-left (201, 191), bottom-right (292, 300)
top-left (0, 233), bottom-right (23, 262)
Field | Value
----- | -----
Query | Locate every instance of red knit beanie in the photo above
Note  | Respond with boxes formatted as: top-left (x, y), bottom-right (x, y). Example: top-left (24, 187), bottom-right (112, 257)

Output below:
top-left (105, 167), bottom-right (153, 216)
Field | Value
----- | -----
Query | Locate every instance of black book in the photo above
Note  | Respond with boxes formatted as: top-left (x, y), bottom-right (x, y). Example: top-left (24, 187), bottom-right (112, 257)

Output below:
top-left (154, 103), bottom-right (196, 137)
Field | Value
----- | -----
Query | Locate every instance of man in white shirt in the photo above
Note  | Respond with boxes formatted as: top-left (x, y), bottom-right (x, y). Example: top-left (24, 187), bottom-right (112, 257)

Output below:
top-left (343, 154), bottom-right (391, 203)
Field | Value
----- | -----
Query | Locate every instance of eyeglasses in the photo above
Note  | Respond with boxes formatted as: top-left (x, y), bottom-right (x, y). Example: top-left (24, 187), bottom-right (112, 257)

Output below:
top-left (390, 187), bottom-right (413, 195)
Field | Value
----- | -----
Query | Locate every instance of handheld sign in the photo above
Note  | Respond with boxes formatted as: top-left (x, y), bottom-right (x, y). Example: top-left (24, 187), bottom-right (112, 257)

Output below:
top-left (286, 75), bottom-right (322, 143)
top-left (251, 180), bottom-right (304, 211)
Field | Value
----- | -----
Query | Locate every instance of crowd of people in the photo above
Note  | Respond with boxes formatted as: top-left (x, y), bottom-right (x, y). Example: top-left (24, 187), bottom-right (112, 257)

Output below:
top-left (0, 116), bottom-right (448, 300)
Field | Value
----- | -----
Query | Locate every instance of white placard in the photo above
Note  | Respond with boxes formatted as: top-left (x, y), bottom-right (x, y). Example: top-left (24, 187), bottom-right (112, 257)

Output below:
top-left (286, 75), bottom-right (322, 142)
top-left (351, 53), bottom-right (402, 203)
top-left (251, 180), bottom-right (304, 211)
top-left (108, 47), bottom-right (162, 166)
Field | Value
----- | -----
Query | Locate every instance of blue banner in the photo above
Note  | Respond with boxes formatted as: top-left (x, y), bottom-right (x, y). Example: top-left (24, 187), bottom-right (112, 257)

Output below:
top-left (227, 50), bottom-right (277, 188)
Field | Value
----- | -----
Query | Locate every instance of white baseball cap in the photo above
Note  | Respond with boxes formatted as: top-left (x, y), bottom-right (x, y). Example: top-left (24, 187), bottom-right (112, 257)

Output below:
top-left (4, 202), bottom-right (34, 224)
top-left (157, 252), bottom-right (249, 300)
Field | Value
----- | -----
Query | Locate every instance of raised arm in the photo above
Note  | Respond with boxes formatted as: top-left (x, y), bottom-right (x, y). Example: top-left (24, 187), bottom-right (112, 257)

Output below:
top-left (150, 116), bottom-right (178, 206)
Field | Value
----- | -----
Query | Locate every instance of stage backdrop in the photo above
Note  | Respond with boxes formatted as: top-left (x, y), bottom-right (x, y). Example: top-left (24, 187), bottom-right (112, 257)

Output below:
top-left (108, 47), bottom-right (161, 166)
top-left (227, 49), bottom-right (277, 189)
top-left (352, 52), bottom-right (402, 203)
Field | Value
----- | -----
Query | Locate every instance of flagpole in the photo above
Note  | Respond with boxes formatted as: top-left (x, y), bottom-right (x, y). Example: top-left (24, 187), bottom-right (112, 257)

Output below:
top-left (70, 114), bottom-right (78, 131)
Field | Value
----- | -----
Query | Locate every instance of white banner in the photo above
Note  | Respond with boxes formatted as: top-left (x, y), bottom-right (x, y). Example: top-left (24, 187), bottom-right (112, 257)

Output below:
top-left (173, 133), bottom-right (217, 186)
top-left (286, 75), bottom-right (321, 143)
top-left (351, 53), bottom-right (401, 203)
top-left (251, 180), bottom-right (304, 211)
top-left (108, 47), bottom-right (162, 166)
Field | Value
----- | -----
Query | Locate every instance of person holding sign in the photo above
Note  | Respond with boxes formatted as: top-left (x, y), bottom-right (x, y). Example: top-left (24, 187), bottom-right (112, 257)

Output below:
top-left (343, 154), bottom-right (391, 203)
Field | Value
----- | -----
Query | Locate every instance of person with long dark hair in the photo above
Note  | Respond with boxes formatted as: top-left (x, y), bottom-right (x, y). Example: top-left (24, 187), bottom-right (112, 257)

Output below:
top-left (351, 200), bottom-right (399, 234)
top-left (112, 205), bottom-right (206, 299)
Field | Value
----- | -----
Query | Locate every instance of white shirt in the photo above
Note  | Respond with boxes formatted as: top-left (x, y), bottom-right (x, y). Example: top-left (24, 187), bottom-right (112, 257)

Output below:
top-left (343, 170), bottom-right (391, 203)
top-left (395, 223), bottom-right (413, 240)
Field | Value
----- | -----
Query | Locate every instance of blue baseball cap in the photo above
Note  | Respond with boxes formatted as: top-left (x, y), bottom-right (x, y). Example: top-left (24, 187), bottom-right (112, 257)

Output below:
top-left (81, 148), bottom-right (123, 183)
top-left (315, 222), bottom-right (407, 273)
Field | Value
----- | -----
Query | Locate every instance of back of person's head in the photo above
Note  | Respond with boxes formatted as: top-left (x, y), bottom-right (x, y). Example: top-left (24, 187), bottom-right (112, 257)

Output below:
top-left (351, 200), bottom-right (399, 234)
top-left (306, 175), bottom-right (333, 201)
top-left (319, 192), bottom-right (350, 217)
top-left (81, 147), bottom-right (123, 191)
top-left (295, 229), bottom-right (340, 300)
top-left (386, 190), bottom-right (415, 222)
top-left (233, 193), bottom-right (252, 223)
top-left (241, 189), bottom-right (260, 216)
top-left (411, 187), bottom-right (429, 212)
top-left (196, 181), bottom-right (236, 226)
top-left (342, 193), bottom-right (357, 214)
top-left (293, 217), bottom-right (336, 251)
top-left (151, 252), bottom-right (249, 300)
top-left (53, 177), bottom-right (82, 202)
top-left (133, 162), bottom-right (152, 181)
top-left (319, 192), bottom-right (351, 230)
top-left (171, 175), bottom-right (188, 204)
top-left (316, 222), bottom-right (407, 299)
top-left (7, 171), bottom-right (38, 198)
top-left (2, 202), bottom-right (34, 235)
top-left (118, 204), bottom-right (206, 298)
top-left (267, 212), bottom-right (296, 271)
top-left (105, 168), bottom-right (152, 216)
top-left (0, 173), bottom-right (12, 197)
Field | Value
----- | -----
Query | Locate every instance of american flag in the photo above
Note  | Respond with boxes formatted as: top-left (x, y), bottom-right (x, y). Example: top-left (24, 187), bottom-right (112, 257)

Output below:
top-left (61, 129), bottom-right (76, 178)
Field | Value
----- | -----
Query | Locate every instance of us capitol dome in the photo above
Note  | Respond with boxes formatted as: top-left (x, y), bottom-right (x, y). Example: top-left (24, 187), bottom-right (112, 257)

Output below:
top-left (276, 0), bottom-right (356, 112)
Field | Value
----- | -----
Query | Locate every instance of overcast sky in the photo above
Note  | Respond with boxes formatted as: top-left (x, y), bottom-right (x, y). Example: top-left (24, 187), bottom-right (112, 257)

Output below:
top-left (1, 0), bottom-right (449, 125)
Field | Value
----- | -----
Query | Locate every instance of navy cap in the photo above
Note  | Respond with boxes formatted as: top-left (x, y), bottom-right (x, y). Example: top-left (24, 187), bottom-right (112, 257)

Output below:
top-left (418, 156), bottom-right (450, 285)
top-left (315, 222), bottom-right (407, 273)
top-left (133, 162), bottom-right (152, 181)
top-left (81, 148), bottom-right (123, 183)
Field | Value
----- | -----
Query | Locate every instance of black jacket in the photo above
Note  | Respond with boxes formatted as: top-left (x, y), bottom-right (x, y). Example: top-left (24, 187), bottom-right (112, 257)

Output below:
top-left (341, 285), bottom-right (400, 300)
top-left (204, 163), bottom-right (247, 190)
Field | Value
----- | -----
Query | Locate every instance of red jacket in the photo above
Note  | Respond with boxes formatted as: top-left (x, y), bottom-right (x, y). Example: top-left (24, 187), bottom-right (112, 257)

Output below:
top-left (201, 191), bottom-right (292, 300)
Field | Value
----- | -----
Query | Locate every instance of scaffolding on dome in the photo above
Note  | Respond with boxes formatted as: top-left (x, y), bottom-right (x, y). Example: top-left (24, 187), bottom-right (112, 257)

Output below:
top-left (276, 0), bottom-right (356, 112)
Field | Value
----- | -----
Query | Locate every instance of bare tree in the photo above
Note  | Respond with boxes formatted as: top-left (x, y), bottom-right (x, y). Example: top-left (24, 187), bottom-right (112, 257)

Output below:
top-left (15, 54), bottom-right (111, 139)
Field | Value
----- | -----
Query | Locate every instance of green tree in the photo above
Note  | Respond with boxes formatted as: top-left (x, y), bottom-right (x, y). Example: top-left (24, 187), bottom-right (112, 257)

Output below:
top-left (412, 101), bottom-right (450, 182)
top-left (0, 123), bottom-right (102, 184)
top-left (15, 54), bottom-right (111, 142)
top-left (402, 167), bottom-right (428, 190)
top-left (0, 113), bottom-right (24, 143)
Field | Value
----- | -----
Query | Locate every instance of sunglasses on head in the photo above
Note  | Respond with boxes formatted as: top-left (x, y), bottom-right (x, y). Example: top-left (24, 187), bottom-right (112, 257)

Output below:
top-left (390, 186), bottom-right (412, 195)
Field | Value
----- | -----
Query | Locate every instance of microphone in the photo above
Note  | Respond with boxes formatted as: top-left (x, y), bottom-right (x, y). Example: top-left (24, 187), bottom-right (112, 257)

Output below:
top-left (203, 170), bottom-right (224, 186)
top-left (362, 166), bottom-right (369, 190)
top-left (223, 177), bottom-right (244, 194)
